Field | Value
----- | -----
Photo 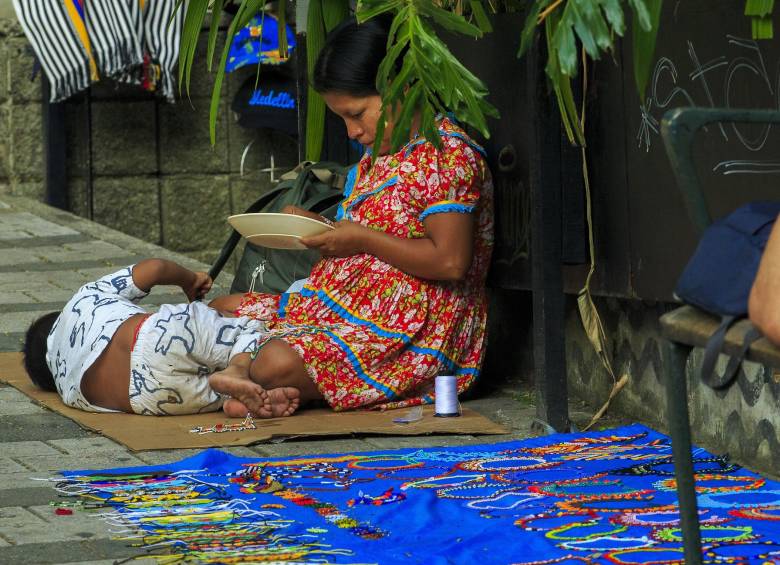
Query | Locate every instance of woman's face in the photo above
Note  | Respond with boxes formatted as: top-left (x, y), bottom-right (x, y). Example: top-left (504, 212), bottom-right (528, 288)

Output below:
top-left (322, 92), bottom-right (393, 154)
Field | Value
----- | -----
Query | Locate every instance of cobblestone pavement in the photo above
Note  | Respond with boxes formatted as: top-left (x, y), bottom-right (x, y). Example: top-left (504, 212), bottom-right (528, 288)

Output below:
top-left (0, 194), bottom-right (607, 563)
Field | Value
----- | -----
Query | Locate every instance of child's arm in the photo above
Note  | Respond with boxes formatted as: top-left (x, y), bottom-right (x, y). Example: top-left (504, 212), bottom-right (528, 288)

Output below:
top-left (131, 259), bottom-right (212, 302)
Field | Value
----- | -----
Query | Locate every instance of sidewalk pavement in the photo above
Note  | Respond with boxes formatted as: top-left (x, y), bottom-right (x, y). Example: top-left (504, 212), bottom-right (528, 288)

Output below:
top-left (0, 194), bottom-right (608, 563)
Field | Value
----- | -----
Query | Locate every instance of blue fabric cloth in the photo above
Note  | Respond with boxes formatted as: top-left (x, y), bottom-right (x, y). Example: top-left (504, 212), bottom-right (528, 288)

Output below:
top-left (226, 13), bottom-right (296, 72)
top-left (675, 200), bottom-right (780, 316)
top-left (58, 424), bottom-right (780, 563)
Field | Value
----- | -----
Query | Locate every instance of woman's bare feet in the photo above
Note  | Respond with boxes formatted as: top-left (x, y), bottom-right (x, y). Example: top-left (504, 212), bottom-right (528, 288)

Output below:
top-left (209, 366), bottom-right (270, 417)
top-left (210, 366), bottom-right (301, 418)
top-left (222, 397), bottom-right (252, 418)
top-left (266, 387), bottom-right (301, 417)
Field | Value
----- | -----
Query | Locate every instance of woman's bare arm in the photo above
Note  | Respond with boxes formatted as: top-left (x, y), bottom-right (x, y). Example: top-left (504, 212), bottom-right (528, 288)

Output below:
top-left (301, 212), bottom-right (474, 281)
top-left (208, 293), bottom-right (245, 315)
top-left (749, 215), bottom-right (780, 344)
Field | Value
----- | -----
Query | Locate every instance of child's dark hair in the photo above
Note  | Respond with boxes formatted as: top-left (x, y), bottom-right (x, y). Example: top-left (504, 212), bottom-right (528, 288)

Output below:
top-left (312, 14), bottom-right (396, 96)
top-left (23, 312), bottom-right (59, 392)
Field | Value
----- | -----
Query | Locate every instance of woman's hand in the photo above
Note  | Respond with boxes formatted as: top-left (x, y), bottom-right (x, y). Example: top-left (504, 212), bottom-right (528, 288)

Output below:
top-left (301, 220), bottom-right (370, 257)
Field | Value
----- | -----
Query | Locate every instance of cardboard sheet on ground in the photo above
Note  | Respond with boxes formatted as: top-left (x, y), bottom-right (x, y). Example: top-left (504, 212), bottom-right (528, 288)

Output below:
top-left (0, 353), bottom-right (508, 451)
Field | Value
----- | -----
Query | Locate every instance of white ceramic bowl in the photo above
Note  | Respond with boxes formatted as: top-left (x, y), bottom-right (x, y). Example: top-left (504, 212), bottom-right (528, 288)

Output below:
top-left (227, 213), bottom-right (334, 250)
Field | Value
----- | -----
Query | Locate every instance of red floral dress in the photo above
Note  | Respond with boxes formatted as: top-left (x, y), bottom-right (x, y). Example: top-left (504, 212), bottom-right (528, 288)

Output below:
top-left (237, 118), bottom-right (494, 411)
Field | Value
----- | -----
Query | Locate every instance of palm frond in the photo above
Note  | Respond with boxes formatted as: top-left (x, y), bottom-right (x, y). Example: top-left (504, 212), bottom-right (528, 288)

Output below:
top-left (521, 0), bottom-right (662, 145)
top-left (305, 0), bottom-right (350, 161)
top-left (745, 0), bottom-right (775, 39)
top-left (358, 0), bottom-right (498, 157)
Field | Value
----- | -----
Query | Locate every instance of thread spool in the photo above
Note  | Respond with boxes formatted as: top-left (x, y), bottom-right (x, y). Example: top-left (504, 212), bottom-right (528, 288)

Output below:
top-left (434, 375), bottom-right (460, 417)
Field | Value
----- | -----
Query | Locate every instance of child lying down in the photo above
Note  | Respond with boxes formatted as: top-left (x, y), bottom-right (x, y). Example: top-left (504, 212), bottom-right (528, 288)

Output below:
top-left (22, 259), bottom-right (299, 418)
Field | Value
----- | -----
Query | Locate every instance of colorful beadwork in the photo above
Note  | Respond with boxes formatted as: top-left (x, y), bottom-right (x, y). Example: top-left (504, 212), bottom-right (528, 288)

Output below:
top-left (189, 414), bottom-right (256, 435)
top-left (50, 424), bottom-right (780, 563)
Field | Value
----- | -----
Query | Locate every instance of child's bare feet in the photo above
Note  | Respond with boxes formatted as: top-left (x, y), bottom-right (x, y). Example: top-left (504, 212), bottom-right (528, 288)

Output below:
top-left (221, 387), bottom-right (300, 418)
top-left (209, 367), bottom-right (270, 417)
top-left (266, 387), bottom-right (301, 417)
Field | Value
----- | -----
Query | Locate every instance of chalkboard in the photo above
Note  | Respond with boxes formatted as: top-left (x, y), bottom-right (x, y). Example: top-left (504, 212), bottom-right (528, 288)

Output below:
top-left (608, 0), bottom-right (780, 299)
top-left (424, 3), bottom-right (780, 299)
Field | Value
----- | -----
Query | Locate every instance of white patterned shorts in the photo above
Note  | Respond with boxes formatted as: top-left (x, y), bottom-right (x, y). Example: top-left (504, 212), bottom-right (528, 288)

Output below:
top-left (128, 301), bottom-right (265, 415)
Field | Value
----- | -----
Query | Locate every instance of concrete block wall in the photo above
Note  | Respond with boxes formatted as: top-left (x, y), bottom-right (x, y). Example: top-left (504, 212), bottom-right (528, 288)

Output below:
top-left (0, 18), bottom-right (44, 200)
top-left (0, 13), bottom-right (299, 272)
top-left (566, 295), bottom-right (780, 475)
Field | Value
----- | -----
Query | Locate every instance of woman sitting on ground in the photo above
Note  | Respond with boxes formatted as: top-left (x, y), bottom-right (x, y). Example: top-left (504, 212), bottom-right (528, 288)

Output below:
top-left (211, 14), bottom-right (494, 417)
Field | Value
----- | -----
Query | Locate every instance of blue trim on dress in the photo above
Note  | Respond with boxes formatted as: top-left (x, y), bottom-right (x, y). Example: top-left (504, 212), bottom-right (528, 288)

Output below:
top-left (403, 129), bottom-right (487, 158)
top-left (277, 292), bottom-right (291, 318)
top-left (408, 345), bottom-right (458, 371)
top-left (336, 165), bottom-right (359, 221)
top-left (419, 202), bottom-right (475, 221)
top-left (407, 346), bottom-right (481, 381)
top-left (300, 287), bottom-right (413, 340)
top-left (324, 330), bottom-right (399, 399)
top-left (342, 176), bottom-right (398, 221)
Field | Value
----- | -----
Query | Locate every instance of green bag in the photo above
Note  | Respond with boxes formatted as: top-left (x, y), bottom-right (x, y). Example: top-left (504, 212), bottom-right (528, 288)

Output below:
top-left (214, 161), bottom-right (351, 294)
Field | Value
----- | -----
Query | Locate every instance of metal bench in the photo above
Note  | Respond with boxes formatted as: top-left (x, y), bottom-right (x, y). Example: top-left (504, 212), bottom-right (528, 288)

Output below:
top-left (660, 107), bottom-right (780, 565)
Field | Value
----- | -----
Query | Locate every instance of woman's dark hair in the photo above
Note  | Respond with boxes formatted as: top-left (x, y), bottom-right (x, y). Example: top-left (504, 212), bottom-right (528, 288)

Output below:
top-left (23, 311), bottom-right (59, 392)
top-left (312, 14), bottom-right (395, 96)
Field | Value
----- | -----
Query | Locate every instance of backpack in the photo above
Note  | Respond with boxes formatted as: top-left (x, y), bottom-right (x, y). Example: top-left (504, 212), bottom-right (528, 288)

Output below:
top-left (209, 161), bottom-right (352, 294)
top-left (674, 200), bottom-right (780, 388)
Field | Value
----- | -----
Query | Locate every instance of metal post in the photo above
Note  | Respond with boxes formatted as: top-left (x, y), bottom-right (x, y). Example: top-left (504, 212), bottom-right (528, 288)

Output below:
top-left (41, 76), bottom-right (68, 210)
top-left (527, 32), bottom-right (569, 432)
top-left (294, 33), bottom-right (307, 163)
top-left (662, 340), bottom-right (703, 564)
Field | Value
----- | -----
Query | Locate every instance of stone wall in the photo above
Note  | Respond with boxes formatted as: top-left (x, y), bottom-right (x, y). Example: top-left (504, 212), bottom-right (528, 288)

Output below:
top-left (0, 17), bottom-right (44, 200)
top-left (567, 296), bottom-right (780, 475)
top-left (0, 14), bottom-right (298, 272)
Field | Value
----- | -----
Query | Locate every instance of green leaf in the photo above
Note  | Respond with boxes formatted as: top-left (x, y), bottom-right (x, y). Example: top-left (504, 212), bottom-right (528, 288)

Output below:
top-left (632, 0), bottom-right (662, 98)
top-left (207, 0), bottom-right (265, 144)
top-left (306, 0), bottom-right (326, 161)
top-left (305, 0), bottom-right (351, 160)
top-left (600, 0), bottom-right (626, 36)
top-left (519, 1), bottom-right (554, 58)
top-left (544, 9), bottom-right (584, 145)
top-left (360, 3), bottom-right (497, 158)
top-left (322, 0), bottom-right (350, 32)
top-left (551, 14), bottom-right (578, 75)
top-left (627, 0), bottom-right (652, 31)
top-left (357, 0), bottom-right (402, 22)
top-left (376, 35), bottom-right (410, 88)
top-left (306, 91), bottom-right (327, 162)
top-left (418, 3), bottom-right (483, 38)
top-left (206, 0), bottom-right (225, 72)
top-left (745, 0), bottom-right (775, 16)
top-left (752, 15), bottom-right (774, 38)
top-left (469, 1), bottom-right (493, 33)
top-left (390, 83), bottom-right (423, 149)
top-left (277, 0), bottom-right (288, 59)
top-left (420, 100), bottom-right (439, 148)
top-left (178, 0), bottom-right (208, 97)
top-left (745, 0), bottom-right (774, 38)
top-left (567, 2), bottom-right (605, 57)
